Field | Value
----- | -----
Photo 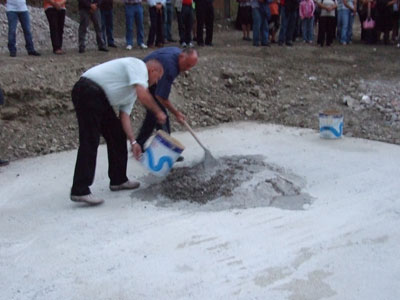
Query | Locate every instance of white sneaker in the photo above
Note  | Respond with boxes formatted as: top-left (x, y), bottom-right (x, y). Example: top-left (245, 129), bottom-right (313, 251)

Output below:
top-left (110, 180), bottom-right (140, 191)
top-left (126, 45), bottom-right (132, 50)
top-left (181, 42), bottom-right (187, 48)
top-left (139, 43), bottom-right (148, 49)
top-left (70, 193), bottom-right (104, 205)
top-left (188, 42), bottom-right (194, 48)
top-left (397, 43), bottom-right (400, 48)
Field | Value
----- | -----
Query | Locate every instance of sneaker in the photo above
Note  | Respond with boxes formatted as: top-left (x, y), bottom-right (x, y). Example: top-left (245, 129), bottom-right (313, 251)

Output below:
top-left (28, 50), bottom-right (41, 56)
top-left (99, 47), bottom-right (109, 52)
top-left (110, 180), bottom-right (140, 191)
top-left (139, 43), bottom-right (148, 49)
top-left (188, 42), bottom-right (194, 48)
top-left (70, 193), bottom-right (104, 205)
top-left (126, 45), bottom-right (133, 50)
top-left (108, 44), bottom-right (117, 48)
top-left (181, 42), bottom-right (187, 48)
top-left (10, 52), bottom-right (16, 57)
top-left (0, 159), bottom-right (9, 167)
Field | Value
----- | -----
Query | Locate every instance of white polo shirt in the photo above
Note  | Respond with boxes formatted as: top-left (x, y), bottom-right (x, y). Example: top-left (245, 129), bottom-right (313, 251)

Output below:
top-left (82, 57), bottom-right (149, 115)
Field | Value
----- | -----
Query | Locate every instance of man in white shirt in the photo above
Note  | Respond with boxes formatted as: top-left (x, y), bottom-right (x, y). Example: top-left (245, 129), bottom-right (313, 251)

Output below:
top-left (70, 58), bottom-right (166, 205)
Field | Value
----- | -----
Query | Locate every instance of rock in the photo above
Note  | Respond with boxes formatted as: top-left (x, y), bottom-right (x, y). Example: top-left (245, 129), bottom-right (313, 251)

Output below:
top-left (361, 95), bottom-right (371, 105)
top-left (1, 107), bottom-right (20, 120)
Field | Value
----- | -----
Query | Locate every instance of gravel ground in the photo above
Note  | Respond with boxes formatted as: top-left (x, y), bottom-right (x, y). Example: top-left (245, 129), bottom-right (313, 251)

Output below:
top-left (1, 8), bottom-right (400, 161)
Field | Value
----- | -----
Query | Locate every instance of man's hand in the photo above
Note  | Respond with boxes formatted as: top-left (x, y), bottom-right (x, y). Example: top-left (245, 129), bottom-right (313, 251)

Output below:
top-left (132, 143), bottom-right (142, 160)
top-left (90, 3), bottom-right (97, 13)
top-left (156, 111), bottom-right (167, 124)
top-left (174, 111), bottom-right (186, 124)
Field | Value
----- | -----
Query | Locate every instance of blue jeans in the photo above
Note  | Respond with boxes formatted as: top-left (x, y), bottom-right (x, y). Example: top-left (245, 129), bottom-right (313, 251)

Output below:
top-left (101, 9), bottom-right (114, 46)
top-left (252, 6), bottom-right (269, 46)
top-left (164, 2), bottom-right (173, 41)
top-left (7, 10), bottom-right (35, 54)
top-left (279, 8), bottom-right (296, 44)
top-left (301, 17), bottom-right (314, 42)
top-left (337, 9), bottom-right (349, 44)
top-left (125, 4), bottom-right (144, 46)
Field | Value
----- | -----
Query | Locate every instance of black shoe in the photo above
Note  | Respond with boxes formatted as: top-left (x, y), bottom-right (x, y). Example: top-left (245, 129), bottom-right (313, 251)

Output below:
top-left (79, 48), bottom-right (85, 53)
top-left (176, 156), bottom-right (184, 162)
top-left (0, 159), bottom-right (9, 167)
top-left (99, 47), bottom-right (109, 52)
top-left (262, 43), bottom-right (271, 47)
top-left (197, 42), bottom-right (204, 47)
top-left (278, 42), bottom-right (283, 46)
top-left (10, 52), bottom-right (16, 57)
top-left (205, 43), bottom-right (213, 46)
top-left (28, 50), bottom-right (41, 56)
top-left (167, 39), bottom-right (177, 42)
top-left (286, 42), bottom-right (293, 47)
top-left (108, 44), bottom-right (117, 48)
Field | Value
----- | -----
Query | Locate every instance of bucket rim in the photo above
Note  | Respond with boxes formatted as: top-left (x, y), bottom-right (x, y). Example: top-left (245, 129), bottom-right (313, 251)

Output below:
top-left (156, 130), bottom-right (185, 151)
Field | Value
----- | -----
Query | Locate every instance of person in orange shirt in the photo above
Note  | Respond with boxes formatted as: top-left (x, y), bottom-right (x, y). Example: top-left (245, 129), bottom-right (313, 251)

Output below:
top-left (44, 0), bottom-right (67, 54)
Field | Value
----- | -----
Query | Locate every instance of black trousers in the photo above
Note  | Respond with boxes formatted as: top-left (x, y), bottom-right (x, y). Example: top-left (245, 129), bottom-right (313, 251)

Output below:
top-left (196, 1), bottom-right (214, 45)
top-left (45, 8), bottom-right (65, 52)
top-left (71, 77), bottom-right (128, 196)
top-left (317, 16), bottom-right (335, 46)
top-left (136, 84), bottom-right (170, 150)
top-left (147, 6), bottom-right (164, 46)
top-left (181, 4), bottom-right (194, 44)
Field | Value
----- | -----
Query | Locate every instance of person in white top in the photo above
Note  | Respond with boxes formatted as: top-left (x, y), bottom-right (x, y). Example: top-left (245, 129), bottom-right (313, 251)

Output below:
top-left (5, 0), bottom-right (41, 57)
top-left (70, 58), bottom-right (166, 206)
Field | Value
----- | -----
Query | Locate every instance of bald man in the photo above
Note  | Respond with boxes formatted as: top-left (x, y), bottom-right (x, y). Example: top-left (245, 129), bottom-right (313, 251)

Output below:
top-left (70, 58), bottom-right (166, 205)
top-left (133, 47), bottom-right (198, 160)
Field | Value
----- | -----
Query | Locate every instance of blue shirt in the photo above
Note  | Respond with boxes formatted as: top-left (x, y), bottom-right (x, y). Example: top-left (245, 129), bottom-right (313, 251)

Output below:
top-left (143, 47), bottom-right (181, 100)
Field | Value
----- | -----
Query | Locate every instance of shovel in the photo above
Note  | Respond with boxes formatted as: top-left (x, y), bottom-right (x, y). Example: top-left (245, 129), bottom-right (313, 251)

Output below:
top-left (183, 121), bottom-right (217, 168)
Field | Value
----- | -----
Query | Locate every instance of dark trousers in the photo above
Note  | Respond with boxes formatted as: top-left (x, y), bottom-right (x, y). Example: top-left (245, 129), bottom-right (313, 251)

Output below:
top-left (100, 9), bottom-right (115, 46)
top-left (78, 9), bottom-right (105, 50)
top-left (181, 4), bottom-right (194, 44)
top-left (71, 77), bottom-right (128, 196)
top-left (45, 8), bottom-right (65, 52)
top-left (136, 85), bottom-right (170, 150)
top-left (147, 6), bottom-right (164, 46)
top-left (175, 8), bottom-right (185, 43)
top-left (318, 16), bottom-right (335, 46)
top-left (196, 1), bottom-right (214, 45)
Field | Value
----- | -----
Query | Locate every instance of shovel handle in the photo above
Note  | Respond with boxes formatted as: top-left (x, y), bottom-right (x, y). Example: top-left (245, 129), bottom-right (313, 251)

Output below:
top-left (183, 121), bottom-right (207, 150)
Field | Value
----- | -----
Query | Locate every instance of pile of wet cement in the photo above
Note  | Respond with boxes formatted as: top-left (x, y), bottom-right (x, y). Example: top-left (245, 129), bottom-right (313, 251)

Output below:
top-left (160, 155), bottom-right (261, 204)
top-left (136, 155), bottom-right (312, 210)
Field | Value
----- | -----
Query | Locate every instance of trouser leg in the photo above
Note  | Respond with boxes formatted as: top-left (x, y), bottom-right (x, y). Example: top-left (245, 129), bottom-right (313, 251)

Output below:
top-left (71, 79), bottom-right (107, 196)
top-left (101, 106), bottom-right (129, 186)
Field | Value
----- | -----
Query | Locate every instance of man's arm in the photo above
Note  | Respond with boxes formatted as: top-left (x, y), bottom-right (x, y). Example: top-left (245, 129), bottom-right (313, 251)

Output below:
top-left (155, 95), bottom-right (186, 124)
top-left (136, 85), bottom-right (167, 124)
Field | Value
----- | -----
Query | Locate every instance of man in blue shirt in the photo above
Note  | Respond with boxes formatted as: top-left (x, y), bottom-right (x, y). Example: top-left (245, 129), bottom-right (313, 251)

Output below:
top-left (134, 47), bottom-right (198, 160)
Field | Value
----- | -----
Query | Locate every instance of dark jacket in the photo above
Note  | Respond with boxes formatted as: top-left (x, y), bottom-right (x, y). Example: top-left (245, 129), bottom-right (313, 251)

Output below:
top-left (99, 0), bottom-right (113, 10)
top-left (78, 0), bottom-right (99, 10)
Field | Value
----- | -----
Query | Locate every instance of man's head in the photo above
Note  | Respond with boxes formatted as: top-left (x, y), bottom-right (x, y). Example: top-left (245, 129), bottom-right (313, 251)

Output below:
top-left (178, 48), bottom-right (198, 72)
top-left (146, 59), bottom-right (164, 86)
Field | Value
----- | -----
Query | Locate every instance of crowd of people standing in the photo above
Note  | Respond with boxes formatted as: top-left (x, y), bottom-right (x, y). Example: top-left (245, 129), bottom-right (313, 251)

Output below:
top-left (236, 0), bottom-right (400, 47)
top-left (3, 0), bottom-right (215, 57)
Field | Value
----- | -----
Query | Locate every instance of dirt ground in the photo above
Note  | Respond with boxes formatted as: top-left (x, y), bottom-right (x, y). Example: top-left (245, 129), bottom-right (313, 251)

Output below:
top-left (1, 22), bottom-right (400, 161)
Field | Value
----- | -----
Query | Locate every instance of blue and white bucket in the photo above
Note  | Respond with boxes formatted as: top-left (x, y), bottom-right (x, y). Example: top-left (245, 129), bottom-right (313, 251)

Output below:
top-left (319, 110), bottom-right (344, 139)
top-left (141, 130), bottom-right (185, 177)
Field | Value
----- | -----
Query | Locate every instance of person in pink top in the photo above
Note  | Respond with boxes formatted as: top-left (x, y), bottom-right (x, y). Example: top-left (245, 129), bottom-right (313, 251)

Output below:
top-left (44, 0), bottom-right (67, 54)
top-left (299, 0), bottom-right (315, 43)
